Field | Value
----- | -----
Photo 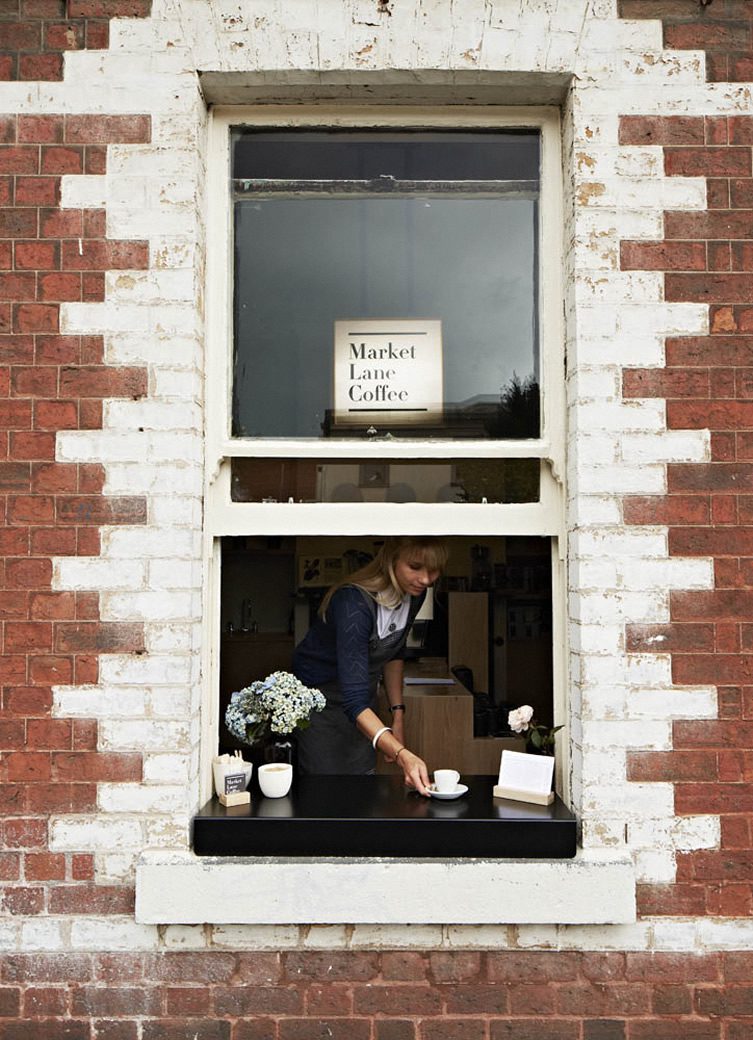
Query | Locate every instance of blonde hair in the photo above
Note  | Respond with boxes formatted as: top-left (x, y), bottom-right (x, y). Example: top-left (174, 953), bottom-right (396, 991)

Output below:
top-left (320, 536), bottom-right (449, 617)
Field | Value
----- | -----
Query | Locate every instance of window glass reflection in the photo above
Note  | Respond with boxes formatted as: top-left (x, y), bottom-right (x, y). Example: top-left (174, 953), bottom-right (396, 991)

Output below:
top-left (231, 130), bottom-right (540, 440)
top-left (230, 458), bottom-right (540, 504)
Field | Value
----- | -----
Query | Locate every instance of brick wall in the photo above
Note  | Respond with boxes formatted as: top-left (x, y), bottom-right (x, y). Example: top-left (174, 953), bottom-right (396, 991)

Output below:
top-left (615, 3), bottom-right (753, 921)
top-left (0, 109), bottom-right (152, 916)
top-left (0, 0), bottom-right (752, 1037)
top-left (0, 949), bottom-right (749, 1040)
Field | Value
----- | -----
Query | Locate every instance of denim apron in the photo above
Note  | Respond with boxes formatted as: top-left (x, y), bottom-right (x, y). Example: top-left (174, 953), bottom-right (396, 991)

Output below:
top-left (296, 592), bottom-right (412, 776)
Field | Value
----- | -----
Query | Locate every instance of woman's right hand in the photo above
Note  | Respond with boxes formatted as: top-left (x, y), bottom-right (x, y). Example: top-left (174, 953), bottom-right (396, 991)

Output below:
top-left (397, 748), bottom-right (431, 797)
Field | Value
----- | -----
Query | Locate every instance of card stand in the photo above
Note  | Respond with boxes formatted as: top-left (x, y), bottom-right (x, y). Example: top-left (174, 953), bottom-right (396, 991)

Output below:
top-left (220, 790), bottom-right (251, 807)
top-left (492, 784), bottom-right (554, 806)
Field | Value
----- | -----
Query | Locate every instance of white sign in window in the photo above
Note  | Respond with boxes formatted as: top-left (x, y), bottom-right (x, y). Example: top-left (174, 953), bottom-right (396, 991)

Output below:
top-left (333, 319), bottom-right (443, 426)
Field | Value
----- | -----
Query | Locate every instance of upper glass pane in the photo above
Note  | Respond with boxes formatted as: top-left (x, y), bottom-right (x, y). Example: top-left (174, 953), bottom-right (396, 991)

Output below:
top-left (231, 130), bottom-right (540, 440)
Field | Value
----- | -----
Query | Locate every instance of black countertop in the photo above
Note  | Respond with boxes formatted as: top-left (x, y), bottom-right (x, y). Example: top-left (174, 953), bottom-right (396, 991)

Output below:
top-left (193, 775), bottom-right (576, 858)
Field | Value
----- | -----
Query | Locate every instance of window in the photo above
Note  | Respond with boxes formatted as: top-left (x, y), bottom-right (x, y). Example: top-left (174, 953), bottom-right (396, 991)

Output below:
top-left (135, 105), bottom-right (637, 925)
top-left (203, 105), bottom-right (566, 808)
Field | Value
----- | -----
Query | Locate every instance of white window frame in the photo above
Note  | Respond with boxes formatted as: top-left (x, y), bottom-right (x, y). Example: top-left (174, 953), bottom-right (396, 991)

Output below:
top-left (135, 104), bottom-right (637, 927)
top-left (202, 105), bottom-right (567, 803)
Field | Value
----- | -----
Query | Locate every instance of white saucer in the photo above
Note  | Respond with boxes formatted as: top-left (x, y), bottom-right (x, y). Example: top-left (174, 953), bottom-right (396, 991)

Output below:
top-left (428, 783), bottom-right (468, 801)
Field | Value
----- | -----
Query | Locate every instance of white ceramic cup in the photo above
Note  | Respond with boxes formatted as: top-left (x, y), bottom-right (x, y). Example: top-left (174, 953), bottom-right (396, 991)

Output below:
top-left (434, 769), bottom-right (460, 793)
top-left (258, 762), bottom-right (293, 798)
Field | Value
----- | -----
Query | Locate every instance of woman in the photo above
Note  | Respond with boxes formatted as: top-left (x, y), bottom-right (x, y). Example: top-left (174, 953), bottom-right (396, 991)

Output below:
top-left (293, 536), bottom-right (448, 796)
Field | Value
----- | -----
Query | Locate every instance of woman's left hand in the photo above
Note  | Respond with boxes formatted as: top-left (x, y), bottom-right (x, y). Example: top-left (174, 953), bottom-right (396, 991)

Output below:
top-left (396, 749), bottom-right (431, 796)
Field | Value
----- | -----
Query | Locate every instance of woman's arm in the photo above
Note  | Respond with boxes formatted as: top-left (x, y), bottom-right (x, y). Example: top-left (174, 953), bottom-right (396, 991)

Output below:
top-left (381, 658), bottom-right (406, 752)
top-left (355, 705), bottom-right (431, 797)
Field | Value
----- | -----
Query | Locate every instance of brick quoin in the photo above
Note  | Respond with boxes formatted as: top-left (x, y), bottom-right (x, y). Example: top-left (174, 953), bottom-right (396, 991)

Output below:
top-left (619, 5), bottom-right (753, 919)
top-left (0, 111), bottom-right (150, 917)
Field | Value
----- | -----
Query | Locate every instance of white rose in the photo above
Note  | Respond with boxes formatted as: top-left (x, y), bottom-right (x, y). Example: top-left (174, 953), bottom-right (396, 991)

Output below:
top-left (508, 705), bottom-right (534, 733)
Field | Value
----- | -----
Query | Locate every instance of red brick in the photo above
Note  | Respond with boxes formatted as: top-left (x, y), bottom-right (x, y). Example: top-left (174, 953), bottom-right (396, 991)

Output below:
top-left (636, 884), bottom-right (708, 917)
top-left (35, 334), bottom-right (80, 364)
top-left (213, 986), bottom-right (304, 1016)
top-left (0, 271), bottom-right (35, 299)
top-left (665, 210), bottom-right (753, 240)
top-left (68, 0), bottom-right (151, 14)
top-left (627, 1024), bottom-right (719, 1040)
top-left (619, 115), bottom-right (704, 146)
top-left (86, 22), bottom-right (109, 49)
top-left (19, 52), bottom-right (64, 80)
top-left (143, 1023), bottom-right (230, 1040)
top-left (5, 620), bottom-right (52, 651)
top-left (491, 1023), bottom-right (578, 1040)
top-left (18, 115), bottom-right (64, 143)
top-left (417, 1024), bottom-right (487, 1040)
top-left (23, 985), bottom-right (69, 1016)
top-left (57, 495), bottom-right (146, 525)
top-left (38, 271), bottom-right (81, 301)
top-left (24, 852), bottom-right (66, 880)
top-left (428, 952), bottom-right (483, 984)
top-left (65, 114), bottom-right (151, 144)
top-left (0, 854), bottom-right (20, 881)
top-left (26, 781), bottom-right (96, 813)
top-left (12, 364), bottom-right (58, 395)
top-left (31, 462), bottom-right (77, 492)
top-left (620, 240), bottom-right (706, 272)
top-left (6, 230), bottom-right (57, 268)
top-left (45, 21), bottom-right (85, 50)
top-left (676, 780), bottom-right (753, 813)
top-left (627, 751), bottom-right (717, 782)
top-left (623, 368), bottom-right (709, 398)
top-left (5, 751), bottom-right (52, 782)
top-left (668, 462), bottom-right (753, 490)
top-left (58, 365), bottom-right (146, 398)
top-left (444, 984), bottom-right (509, 1015)
top-left (2, 885), bottom-right (45, 914)
top-left (0, 145), bottom-right (38, 174)
top-left (3, 817), bottom-right (47, 847)
top-left (5, 556), bottom-right (52, 587)
top-left (14, 303), bottom-right (58, 333)
top-left (34, 400), bottom-right (79, 430)
top-left (71, 854), bottom-right (94, 880)
top-left (26, 718), bottom-right (72, 749)
top-left (283, 952), bottom-right (378, 982)
top-left (39, 207), bottom-right (83, 237)
top-left (664, 20), bottom-right (752, 52)
top-left (72, 985), bottom-right (160, 1017)
top-left (7, 494), bottom-right (54, 523)
top-left (0, 720), bottom-right (25, 748)
top-left (31, 527), bottom-right (77, 554)
top-left (51, 752), bottom-right (141, 782)
top-left (164, 986), bottom-right (212, 1016)
top-left (84, 144), bottom-right (107, 174)
top-left (1, 951), bottom-right (92, 982)
top-left (4, 686), bottom-right (52, 714)
top-left (61, 238), bottom-right (149, 270)
top-left (9, 430), bottom-right (56, 458)
top-left (49, 884), bottom-right (135, 915)
top-left (665, 146), bottom-right (751, 178)
top-left (29, 655), bottom-right (72, 683)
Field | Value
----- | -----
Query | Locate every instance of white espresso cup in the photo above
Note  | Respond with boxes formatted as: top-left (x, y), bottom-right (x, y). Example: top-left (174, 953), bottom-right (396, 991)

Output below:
top-left (257, 762), bottom-right (293, 798)
top-left (434, 769), bottom-right (460, 793)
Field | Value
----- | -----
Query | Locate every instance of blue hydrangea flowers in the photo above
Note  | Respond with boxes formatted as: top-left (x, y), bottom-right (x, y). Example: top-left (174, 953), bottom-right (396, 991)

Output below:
top-left (225, 670), bottom-right (326, 746)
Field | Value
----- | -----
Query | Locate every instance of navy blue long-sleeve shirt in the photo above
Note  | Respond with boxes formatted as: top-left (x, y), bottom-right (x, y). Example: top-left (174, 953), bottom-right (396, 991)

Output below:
top-left (292, 585), bottom-right (425, 723)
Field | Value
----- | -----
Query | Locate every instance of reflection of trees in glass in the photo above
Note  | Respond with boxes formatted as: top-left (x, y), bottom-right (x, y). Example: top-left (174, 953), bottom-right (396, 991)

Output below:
top-left (454, 459), bottom-right (539, 504)
top-left (488, 373), bottom-right (540, 439)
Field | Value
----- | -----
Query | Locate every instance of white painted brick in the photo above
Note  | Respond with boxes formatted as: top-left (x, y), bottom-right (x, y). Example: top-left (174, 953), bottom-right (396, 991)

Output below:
top-left (671, 816), bottom-right (720, 852)
top-left (573, 529), bottom-right (667, 558)
top-left (569, 367), bottom-right (621, 400)
top-left (569, 558), bottom-right (619, 588)
top-left (579, 684), bottom-right (628, 718)
top-left (652, 921), bottom-right (702, 951)
top-left (576, 464), bottom-right (665, 495)
top-left (572, 400), bottom-right (666, 433)
top-left (96, 853), bottom-right (138, 883)
top-left (568, 495), bottom-right (621, 525)
top-left (105, 399), bottom-right (201, 430)
top-left (697, 921), bottom-right (753, 949)
top-left (444, 925), bottom-right (514, 949)
top-left (617, 303), bottom-right (708, 337)
top-left (545, 922), bottom-right (654, 951)
top-left (103, 528), bottom-right (199, 558)
top-left (50, 818), bottom-right (143, 851)
top-left (54, 558), bottom-right (146, 591)
top-left (148, 559), bottom-right (202, 589)
top-left (152, 369), bottom-right (203, 401)
top-left (57, 430), bottom-right (148, 464)
top-left (575, 270), bottom-right (663, 304)
top-left (569, 622), bottom-right (622, 655)
top-left (53, 685), bottom-right (147, 718)
top-left (98, 653), bottom-right (195, 686)
top-left (0, 924), bottom-right (18, 951)
top-left (151, 496), bottom-right (203, 527)
top-left (148, 685), bottom-right (195, 716)
top-left (99, 784), bottom-right (188, 813)
top-left (100, 717), bottom-right (191, 751)
top-left (143, 753), bottom-right (191, 783)
top-left (581, 720), bottom-right (672, 750)
top-left (211, 924), bottom-right (301, 949)
top-left (621, 430), bottom-right (709, 464)
top-left (570, 589), bottom-right (668, 625)
top-left (582, 782), bottom-right (674, 816)
top-left (61, 174), bottom-right (107, 208)
top-left (146, 625), bottom-right (197, 654)
top-left (103, 590), bottom-right (199, 621)
top-left (106, 269), bottom-right (196, 303)
top-left (106, 332), bottom-right (202, 368)
top-left (634, 848), bottom-right (676, 884)
top-left (628, 687), bottom-right (718, 720)
top-left (144, 815), bottom-right (191, 847)
top-left (104, 462), bottom-right (202, 496)
top-left (61, 302), bottom-right (150, 334)
top-left (618, 560), bottom-right (713, 591)
top-left (70, 919), bottom-right (159, 951)
top-left (20, 919), bottom-right (68, 951)
top-left (160, 925), bottom-right (209, 949)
